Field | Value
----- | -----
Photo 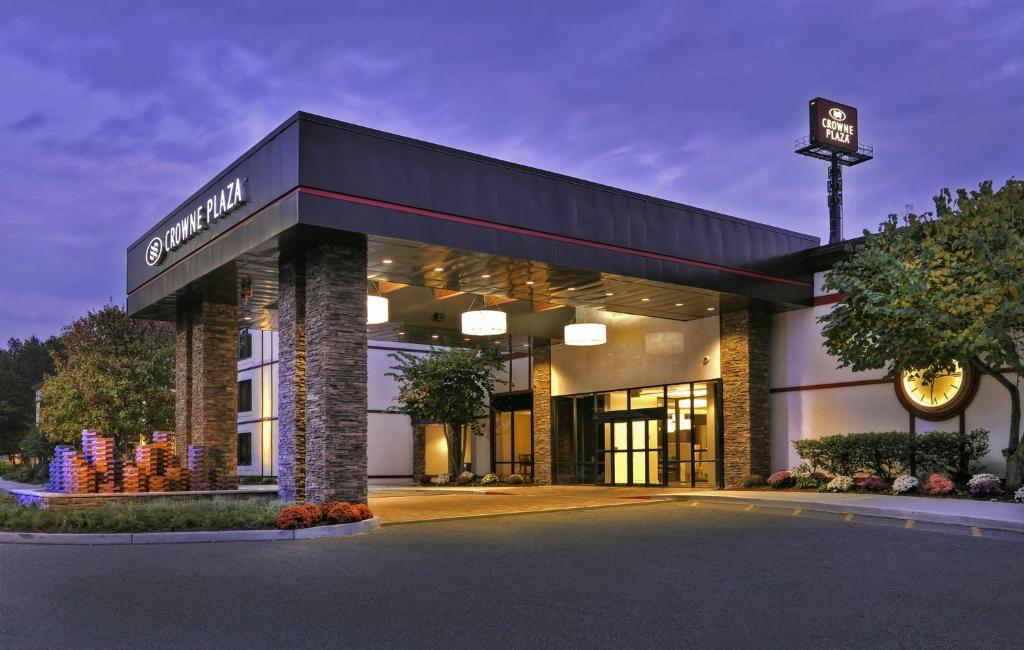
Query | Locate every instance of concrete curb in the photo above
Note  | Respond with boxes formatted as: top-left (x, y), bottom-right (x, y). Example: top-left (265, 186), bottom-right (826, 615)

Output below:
top-left (668, 494), bottom-right (1024, 533)
top-left (0, 517), bottom-right (380, 545)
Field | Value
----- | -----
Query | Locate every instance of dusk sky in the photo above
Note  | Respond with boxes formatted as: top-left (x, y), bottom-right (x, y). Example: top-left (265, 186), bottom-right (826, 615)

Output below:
top-left (1, 1), bottom-right (1021, 342)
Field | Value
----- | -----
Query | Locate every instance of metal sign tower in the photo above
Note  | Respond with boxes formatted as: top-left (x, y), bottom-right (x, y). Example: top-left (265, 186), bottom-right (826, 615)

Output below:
top-left (795, 97), bottom-right (873, 244)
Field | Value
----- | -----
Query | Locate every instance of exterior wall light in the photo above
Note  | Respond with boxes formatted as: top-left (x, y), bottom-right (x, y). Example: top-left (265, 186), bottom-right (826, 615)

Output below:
top-left (564, 322), bottom-right (606, 346)
top-left (461, 308), bottom-right (507, 336)
top-left (367, 285), bottom-right (389, 325)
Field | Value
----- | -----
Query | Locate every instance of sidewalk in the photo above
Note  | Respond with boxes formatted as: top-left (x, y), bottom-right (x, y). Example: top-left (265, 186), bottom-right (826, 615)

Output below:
top-left (680, 490), bottom-right (1024, 532)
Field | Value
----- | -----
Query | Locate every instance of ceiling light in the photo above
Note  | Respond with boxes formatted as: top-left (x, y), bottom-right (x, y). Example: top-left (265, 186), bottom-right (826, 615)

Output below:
top-left (675, 303), bottom-right (683, 307)
top-left (525, 281), bottom-right (535, 285)
top-left (367, 295), bottom-right (389, 325)
top-left (707, 307), bottom-right (715, 311)
top-left (568, 287), bottom-right (576, 291)
top-left (461, 309), bottom-right (507, 336)
top-left (564, 322), bottom-right (607, 346)
top-left (605, 292), bottom-right (614, 297)
top-left (641, 298), bottom-right (650, 302)
top-left (398, 331), bottom-right (406, 335)
top-left (382, 259), bottom-right (393, 264)
top-left (481, 274), bottom-right (491, 279)
top-left (432, 335), bottom-right (439, 339)
top-left (434, 267), bottom-right (444, 272)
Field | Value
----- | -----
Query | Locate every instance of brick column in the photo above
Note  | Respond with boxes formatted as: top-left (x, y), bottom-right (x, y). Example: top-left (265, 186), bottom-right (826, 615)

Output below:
top-left (531, 339), bottom-right (552, 485)
top-left (412, 421), bottom-right (426, 482)
top-left (188, 300), bottom-right (239, 489)
top-left (277, 255), bottom-right (306, 502)
top-left (304, 237), bottom-right (368, 504)
top-left (173, 304), bottom-right (194, 464)
top-left (720, 309), bottom-right (771, 488)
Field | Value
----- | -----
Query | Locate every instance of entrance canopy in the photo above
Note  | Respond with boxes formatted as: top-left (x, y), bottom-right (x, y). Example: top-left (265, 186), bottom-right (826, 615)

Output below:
top-left (127, 112), bottom-right (819, 328)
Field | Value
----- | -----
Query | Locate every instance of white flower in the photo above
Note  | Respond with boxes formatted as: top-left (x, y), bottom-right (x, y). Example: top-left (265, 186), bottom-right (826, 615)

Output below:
top-left (1014, 486), bottom-right (1024, 503)
top-left (826, 475), bottom-right (854, 492)
top-left (432, 472), bottom-right (452, 485)
top-left (481, 473), bottom-right (499, 485)
top-left (791, 463), bottom-right (813, 479)
top-left (892, 475), bottom-right (919, 494)
top-left (967, 473), bottom-right (1001, 489)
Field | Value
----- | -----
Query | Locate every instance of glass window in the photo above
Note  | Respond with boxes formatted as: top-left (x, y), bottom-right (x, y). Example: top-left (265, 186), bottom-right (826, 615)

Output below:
top-left (237, 431), bottom-right (252, 466)
top-left (629, 386), bottom-right (664, 410)
top-left (595, 390), bottom-right (628, 413)
top-left (238, 330), bottom-right (253, 360)
top-left (238, 379), bottom-right (253, 413)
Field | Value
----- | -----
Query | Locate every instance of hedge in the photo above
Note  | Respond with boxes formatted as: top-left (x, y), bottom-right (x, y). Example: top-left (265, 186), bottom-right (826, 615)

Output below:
top-left (792, 429), bottom-right (990, 482)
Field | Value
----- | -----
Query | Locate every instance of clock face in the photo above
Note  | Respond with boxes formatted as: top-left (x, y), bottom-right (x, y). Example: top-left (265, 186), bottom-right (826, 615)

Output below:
top-left (896, 362), bottom-right (977, 419)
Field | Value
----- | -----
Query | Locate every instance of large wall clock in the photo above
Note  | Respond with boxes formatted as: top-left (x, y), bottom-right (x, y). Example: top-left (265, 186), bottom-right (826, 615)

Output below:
top-left (894, 361), bottom-right (979, 420)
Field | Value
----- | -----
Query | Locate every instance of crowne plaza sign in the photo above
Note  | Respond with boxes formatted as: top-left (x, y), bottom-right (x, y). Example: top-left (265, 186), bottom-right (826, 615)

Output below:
top-left (809, 98), bottom-right (858, 153)
top-left (145, 177), bottom-right (247, 266)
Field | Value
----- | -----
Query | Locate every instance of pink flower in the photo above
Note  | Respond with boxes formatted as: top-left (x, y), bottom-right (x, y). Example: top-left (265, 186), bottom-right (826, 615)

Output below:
top-left (923, 473), bottom-right (955, 496)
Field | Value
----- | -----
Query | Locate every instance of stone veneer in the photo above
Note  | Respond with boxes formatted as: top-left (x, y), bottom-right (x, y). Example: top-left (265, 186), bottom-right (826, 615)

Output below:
top-left (173, 300), bottom-right (238, 488)
top-left (280, 237), bottom-right (372, 503)
top-left (277, 255), bottom-right (306, 502)
top-left (531, 340), bottom-right (552, 485)
top-left (412, 422), bottom-right (426, 481)
top-left (720, 308), bottom-right (771, 488)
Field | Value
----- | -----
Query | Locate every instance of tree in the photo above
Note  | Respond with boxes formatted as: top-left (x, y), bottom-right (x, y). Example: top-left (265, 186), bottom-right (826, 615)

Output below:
top-left (820, 179), bottom-right (1024, 488)
top-left (39, 304), bottom-right (175, 453)
top-left (386, 347), bottom-right (504, 477)
top-left (0, 336), bottom-right (61, 457)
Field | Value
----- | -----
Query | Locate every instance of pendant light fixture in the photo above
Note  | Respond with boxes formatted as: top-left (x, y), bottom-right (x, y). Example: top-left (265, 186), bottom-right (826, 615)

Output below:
top-left (367, 281), bottom-right (389, 325)
top-left (461, 295), bottom-right (507, 336)
top-left (564, 310), bottom-right (606, 346)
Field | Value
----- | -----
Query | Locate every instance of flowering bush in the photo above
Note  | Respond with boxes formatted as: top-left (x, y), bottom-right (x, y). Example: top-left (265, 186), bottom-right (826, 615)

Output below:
top-left (892, 475), bottom-right (919, 494)
top-left (767, 470), bottom-right (794, 488)
top-left (826, 475), bottom-right (854, 492)
top-left (506, 473), bottom-right (525, 485)
top-left (432, 472), bottom-right (452, 486)
top-left (481, 473), bottom-right (499, 485)
top-left (860, 476), bottom-right (886, 492)
top-left (969, 478), bottom-right (1003, 498)
top-left (923, 473), bottom-right (955, 496)
top-left (323, 501), bottom-right (359, 524)
top-left (455, 471), bottom-right (475, 485)
top-left (1015, 486), bottom-right (1024, 503)
top-left (967, 473), bottom-right (1000, 489)
top-left (352, 503), bottom-right (374, 521)
top-left (276, 505), bottom-right (316, 530)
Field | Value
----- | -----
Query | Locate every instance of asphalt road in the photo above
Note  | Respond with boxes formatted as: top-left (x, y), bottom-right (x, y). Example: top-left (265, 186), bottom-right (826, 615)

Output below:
top-left (0, 502), bottom-right (1019, 649)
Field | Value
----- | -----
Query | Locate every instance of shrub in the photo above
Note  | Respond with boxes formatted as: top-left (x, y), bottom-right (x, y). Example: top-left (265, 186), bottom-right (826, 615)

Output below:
top-left (323, 501), bottom-right (359, 524)
top-left (767, 470), bottom-right (794, 488)
top-left (454, 472), bottom-right (475, 486)
top-left (968, 476), bottom-right (1003, 498)
top-left (431, 472), bottom-right (452, 486)
top-left (923, 473), bottom-right (955, 496)
top-left (742, 474), bottom-right (764, 488)
top-left (1015, 487), bottom-right (1024, 503)
top-left (892, 475), bottom-right (919, 494)
top-left (276, 505), bottom-right (316, 530)
top-left (793, 435), bottom-right (862, 477)
top-left (418, 475), bottom-right (432, 485)
top-left (480, 473), bottom-right (499, 485)
top-left (352, 503), bottom-right (374, 521)
top-left (854, 432), bottom-right (911, 481)
top-left (826, 475), bottom-right (854, 492)
top-left (860, 476), bottom-right (886, 492)
top-left (917, 429), bottom-right (990, 484)
top-left (506, 474), bottom-right (525, 485)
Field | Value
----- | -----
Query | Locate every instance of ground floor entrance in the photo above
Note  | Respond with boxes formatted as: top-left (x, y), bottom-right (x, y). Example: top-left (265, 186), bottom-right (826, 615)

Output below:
top-left (553, 381), bottom-right (723, 487)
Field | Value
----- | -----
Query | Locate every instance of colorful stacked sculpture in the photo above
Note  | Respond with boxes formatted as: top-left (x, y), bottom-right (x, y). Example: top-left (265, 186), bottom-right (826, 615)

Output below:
top-left (46, 429), bottom-right (224, 494)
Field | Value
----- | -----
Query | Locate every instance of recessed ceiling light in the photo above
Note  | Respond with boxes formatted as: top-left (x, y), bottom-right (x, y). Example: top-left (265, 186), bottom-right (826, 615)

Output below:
top-left (641, 298), bottom-right (651, 302)
top-left (431, 334), bottom-right (439, 339)
top-left (398, 331), bottom-right (405, 335)
top-left (434, 267), bottom-right (444, 272)
top-left (481, 274), bottom-right (491, 279)
top-left (675, 303), bottom-right (683, 307)
top-left (707, 307), bottom-right (715, 311)
top-left (605, 292), bottom-right (614, 297)
top-left (568, 287), bottom-right (576, 291)
top-left (383, 259), bottom-right (393, 264)
top-left (525, 281), bottom-right (534, 285)
top-left (464, 338), bottom-right (471, 342)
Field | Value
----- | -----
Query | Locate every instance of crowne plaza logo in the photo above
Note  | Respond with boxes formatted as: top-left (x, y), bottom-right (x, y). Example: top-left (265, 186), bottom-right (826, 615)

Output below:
top-left (143, 177), bottom-right (247, 267)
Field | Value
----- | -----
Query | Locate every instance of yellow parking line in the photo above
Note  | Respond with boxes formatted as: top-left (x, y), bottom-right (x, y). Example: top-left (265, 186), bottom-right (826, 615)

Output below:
top-left (971, 527), bottom-right (983, 538)
top-left (791, 508), bottom-right (802, 516)
top-left (905, 519), bottom-right (915, 529)
top-left (689, 501), bottom-right (699, 508)
top-left (744, 504), bottom-right (754, 512)
top-left (843, 513), bottom-right (854, 522)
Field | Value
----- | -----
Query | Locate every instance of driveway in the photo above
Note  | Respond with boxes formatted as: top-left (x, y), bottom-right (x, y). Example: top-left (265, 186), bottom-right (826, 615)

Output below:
top-left (1, 501), bottom-right (1018, 648)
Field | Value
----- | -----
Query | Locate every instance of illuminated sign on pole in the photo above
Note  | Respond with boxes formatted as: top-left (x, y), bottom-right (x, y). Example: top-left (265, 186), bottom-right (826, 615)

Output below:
top-left (809, 98), bottom-right (858, 153)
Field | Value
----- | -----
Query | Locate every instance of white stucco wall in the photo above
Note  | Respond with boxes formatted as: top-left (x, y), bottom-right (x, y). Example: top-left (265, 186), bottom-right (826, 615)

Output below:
top-left (769, 275), bottom-right (1018, 475)
top-left (551, 313), bottom-right (720, 396)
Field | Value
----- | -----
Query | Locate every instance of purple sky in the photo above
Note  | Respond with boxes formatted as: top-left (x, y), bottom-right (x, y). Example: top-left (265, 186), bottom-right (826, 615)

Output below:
top-left (2, 1), bottom-right (1021, 342)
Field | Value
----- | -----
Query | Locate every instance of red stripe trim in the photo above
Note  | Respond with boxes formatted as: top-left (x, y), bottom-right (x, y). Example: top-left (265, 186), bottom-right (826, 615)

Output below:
top-left (299, 186), bottom-right (813, 288)
top-left (770, 367), bottom-right (1017, 394)
top-left (813, 292), bottom-right (847, 306)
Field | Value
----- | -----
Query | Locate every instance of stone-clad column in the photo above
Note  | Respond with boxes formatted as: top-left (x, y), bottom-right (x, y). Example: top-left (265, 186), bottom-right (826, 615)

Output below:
top-left (277, 255), bottom-right (307, 502)
top-left (720, 309), bottom-right (771, 488)
top-left (531, 339), bottom-right (552, 485)
top-left (304, 237), bottom-right (368, 504)
top-left (173, 304), bottom-right (194, 463)
top-left (412, 421), bottom-right (426, 482)
top-left (189, 301), bottom-right (239, 489)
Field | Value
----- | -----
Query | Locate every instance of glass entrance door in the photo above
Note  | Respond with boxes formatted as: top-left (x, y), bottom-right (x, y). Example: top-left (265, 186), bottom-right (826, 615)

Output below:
top-left (599, 416), bottom-right (663, 486)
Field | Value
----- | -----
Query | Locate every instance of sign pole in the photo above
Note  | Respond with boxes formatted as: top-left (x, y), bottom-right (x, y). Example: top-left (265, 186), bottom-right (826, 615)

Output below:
top-left (827, 153), bottom-right (843, 244)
